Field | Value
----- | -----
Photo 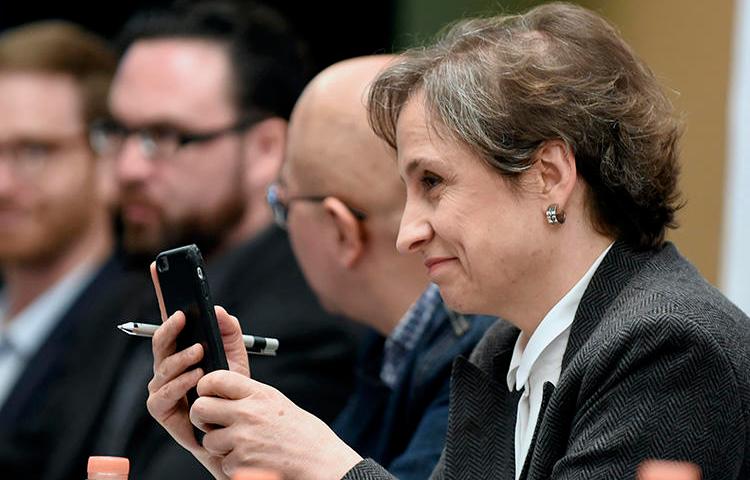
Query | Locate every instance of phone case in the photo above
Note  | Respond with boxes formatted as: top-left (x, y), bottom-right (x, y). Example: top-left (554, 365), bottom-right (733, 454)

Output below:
top-left (155, 244), bottom-right (229, 374)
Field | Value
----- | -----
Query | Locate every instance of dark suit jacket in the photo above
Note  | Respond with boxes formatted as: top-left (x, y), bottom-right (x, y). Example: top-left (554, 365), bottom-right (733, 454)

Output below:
top-left (30, 225), bottom-right (360, 480)
top-left (344, 241), bottom-right (750, 480)
top-left (333, 306), bottom-right (495, 480)
top-left (0, 255), bottom-right (143, 429)
top-left (207, 225), bottom-right (361, 418)
top-left (0, 253), bottom-right (148, 470)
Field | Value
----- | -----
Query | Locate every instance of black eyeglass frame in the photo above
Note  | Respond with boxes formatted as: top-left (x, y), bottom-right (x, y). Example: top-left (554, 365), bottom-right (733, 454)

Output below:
top-left (266, 181), bottom-right (367, 230)
top-left (88, 115), bottom-right (263, 158)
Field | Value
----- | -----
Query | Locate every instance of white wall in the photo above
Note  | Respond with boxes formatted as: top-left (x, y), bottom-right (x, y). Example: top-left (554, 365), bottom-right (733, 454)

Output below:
top-left (720, 0), bottom-right (750, 313)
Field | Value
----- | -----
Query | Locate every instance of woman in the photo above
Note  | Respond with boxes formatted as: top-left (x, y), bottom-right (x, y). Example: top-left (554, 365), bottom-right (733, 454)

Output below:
top-left (347, 2), bottom-right (750, 480)
top-left (148, 3), bottom-right (750, 480)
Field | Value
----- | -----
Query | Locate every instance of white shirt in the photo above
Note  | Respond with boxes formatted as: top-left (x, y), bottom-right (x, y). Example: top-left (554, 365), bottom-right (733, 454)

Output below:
top-left (506, 243), bottom-right (613, 479)
top-left (0, 261), bottom-right (98, 408)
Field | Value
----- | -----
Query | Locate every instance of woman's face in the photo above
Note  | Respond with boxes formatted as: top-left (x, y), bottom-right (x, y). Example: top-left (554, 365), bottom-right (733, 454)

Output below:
top-left (395, 95), bottom-right (551, 318)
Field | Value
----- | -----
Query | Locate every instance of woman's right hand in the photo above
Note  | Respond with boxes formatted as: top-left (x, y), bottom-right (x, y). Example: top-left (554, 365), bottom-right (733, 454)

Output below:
top-left (146, 305), bottom-right (250, 480)
top-left (146, 310), bottom-right (205, 453)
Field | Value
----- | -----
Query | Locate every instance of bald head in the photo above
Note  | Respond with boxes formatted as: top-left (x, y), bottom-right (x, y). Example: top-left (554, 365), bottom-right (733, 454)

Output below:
top-left (284, 55), bottom-right (401, 218)
top-left (280, 55), bottom-right (428, 332)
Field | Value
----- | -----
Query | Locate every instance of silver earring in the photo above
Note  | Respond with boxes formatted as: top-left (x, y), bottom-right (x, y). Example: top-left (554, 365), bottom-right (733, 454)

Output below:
top-left (546, 204), bottom-right (566, 225)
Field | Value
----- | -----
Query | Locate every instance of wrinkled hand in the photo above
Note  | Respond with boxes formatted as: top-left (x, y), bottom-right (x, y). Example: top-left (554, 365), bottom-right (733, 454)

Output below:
top-left (146, 262), bottom-right (251, 479)
top-left (146, 310), bottom-right (205, 452)
top-left (191, 370), bottom-right (363, 480)
top-left (146, 307), bottom-right (249, 479)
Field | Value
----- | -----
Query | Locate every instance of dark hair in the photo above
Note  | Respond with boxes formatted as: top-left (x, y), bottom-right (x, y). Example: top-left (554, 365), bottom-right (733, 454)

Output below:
top-left (0, 20), bottom-right (117, 125)
top-left (117, 0), bottom-right (311, 120)
top-left (368, 2), bottom-right (683, 250)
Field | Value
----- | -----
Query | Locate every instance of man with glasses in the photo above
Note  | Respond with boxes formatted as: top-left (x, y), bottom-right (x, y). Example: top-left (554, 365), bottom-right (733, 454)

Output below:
top-left (147, 55), bottom-right (496, 480)
top-left (12, 2), bottom-right (360, 480)
top-left (0, 18), bottom-right (145, 462)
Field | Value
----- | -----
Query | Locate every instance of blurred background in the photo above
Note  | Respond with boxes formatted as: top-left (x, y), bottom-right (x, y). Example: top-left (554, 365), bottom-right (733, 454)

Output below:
top-left (2, 0), bottom-right (747, 311)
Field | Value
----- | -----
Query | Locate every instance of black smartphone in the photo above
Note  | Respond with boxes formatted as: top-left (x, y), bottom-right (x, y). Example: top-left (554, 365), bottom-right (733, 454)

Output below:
top-left (155, 244), bottom-right (229, 383)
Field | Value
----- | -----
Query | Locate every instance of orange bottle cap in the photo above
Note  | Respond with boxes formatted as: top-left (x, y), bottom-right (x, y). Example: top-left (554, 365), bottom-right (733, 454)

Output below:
top-left (638, 460), bottom-right (701, 480)
top-left (231, 467), bottom-right (282, 480)
top-left (87, 456), bottom-right (130, 475)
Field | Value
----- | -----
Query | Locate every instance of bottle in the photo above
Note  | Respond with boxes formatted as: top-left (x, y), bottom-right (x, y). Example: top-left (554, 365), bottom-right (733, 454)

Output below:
top-left (637, 460), bottom-right (701, 480)
top-left (231, 467), bottom-right (282, 480)
top-left (87, 456), bottom-right (129, 480)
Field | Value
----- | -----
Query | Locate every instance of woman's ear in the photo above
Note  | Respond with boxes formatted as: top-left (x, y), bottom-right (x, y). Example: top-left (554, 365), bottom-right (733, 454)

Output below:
top-left (536, 139), bottom-right (577, 207)
top-left (322, 196), bottom-right (366, 268)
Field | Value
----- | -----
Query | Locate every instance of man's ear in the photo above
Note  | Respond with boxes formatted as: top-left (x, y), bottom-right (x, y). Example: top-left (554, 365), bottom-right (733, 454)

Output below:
top-left (322, 197), bottom-right (366, 268)
top-left (93, 152), bottom-right (117, 211)
top-left (240, 117), bottom-right (287, 193)
top-left (536, 139), bottom-right (577, 208)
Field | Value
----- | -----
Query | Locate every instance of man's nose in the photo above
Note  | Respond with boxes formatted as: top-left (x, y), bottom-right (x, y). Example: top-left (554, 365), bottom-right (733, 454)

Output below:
top-left (0, 154), bottom-right (19, 195)
top-left (115, 136), bottom-right (154, 185)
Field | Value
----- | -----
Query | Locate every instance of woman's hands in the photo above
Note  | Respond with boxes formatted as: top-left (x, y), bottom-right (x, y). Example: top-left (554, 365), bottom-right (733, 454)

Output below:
top-left (191, 370), bottom-right (362, 480)
top-left (146, 305), bottom-right (249, 479)
top-left (145, 299), bottom-right (362, 480)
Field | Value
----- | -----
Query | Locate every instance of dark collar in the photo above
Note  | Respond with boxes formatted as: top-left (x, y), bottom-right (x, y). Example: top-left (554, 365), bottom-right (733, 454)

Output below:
top-left (484, 241), bottom-right (663, 380)
top-left (206, 225), bottom-right (291, 304)
top-left (561, 240), bottom-right (662, 370)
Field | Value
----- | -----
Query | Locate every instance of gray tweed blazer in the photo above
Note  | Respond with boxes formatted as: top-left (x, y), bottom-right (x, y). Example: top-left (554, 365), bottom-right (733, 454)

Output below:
top-left (344, 241), bottom-right (750, 480)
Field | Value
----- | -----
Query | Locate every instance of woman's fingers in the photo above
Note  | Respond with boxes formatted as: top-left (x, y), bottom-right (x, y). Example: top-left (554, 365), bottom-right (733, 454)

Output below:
top-left (214, 306), bottom-right (251, 377)
top-left (152, 310), bottom-right (187, 366)
top-left (149, 341), bottom-right (204, 392)
top-left (147, 366), bottom-right (204, 419)
top-left (196, 370), bottom-right (255, 400)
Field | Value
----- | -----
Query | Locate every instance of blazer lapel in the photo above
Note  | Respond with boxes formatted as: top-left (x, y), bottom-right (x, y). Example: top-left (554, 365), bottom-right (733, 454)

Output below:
top-left (442, 242), bottom-right (662, 480)
top-left (518, 241), bottom-right (659, 480)
top-left (562, 241), bottom-right (657, 370)
top-left (518, 382), bottom-right (555, 480)
top-left (442, 340), bottom-right (519, 480)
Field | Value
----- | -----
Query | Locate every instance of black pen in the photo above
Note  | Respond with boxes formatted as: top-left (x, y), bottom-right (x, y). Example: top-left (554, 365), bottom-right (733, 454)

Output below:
top-left (117, 321), bottom-right (279, 356)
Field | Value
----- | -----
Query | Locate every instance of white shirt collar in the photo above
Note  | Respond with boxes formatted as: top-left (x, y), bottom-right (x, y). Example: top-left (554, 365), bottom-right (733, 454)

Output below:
top-left (506, 243), bottom-right (613, 480)
top-left (506, 243), bottom-right (613, 392)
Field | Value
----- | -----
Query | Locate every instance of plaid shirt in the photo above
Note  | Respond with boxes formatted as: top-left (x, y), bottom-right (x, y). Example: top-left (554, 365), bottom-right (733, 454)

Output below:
top-left (380, 283), bottom-right (442, 388)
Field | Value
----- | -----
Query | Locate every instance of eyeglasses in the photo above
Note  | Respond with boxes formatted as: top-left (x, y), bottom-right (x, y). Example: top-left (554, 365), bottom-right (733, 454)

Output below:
top-left (266, 181), bottom-right (367, 230)
top-left (89, 116), bottom-right (260, 161)
top-left (0, 135), bottom-right (86, 181)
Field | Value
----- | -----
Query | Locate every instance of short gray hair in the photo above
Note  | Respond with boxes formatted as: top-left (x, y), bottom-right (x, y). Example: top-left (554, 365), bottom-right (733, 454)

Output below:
top-left (368, 2), bottom-right (682, 249)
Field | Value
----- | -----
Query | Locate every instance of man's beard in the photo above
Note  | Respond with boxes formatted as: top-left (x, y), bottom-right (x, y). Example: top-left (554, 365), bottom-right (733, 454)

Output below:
top-left (0, 189), bottom-right (98, 269)
top-left (120, 190), bottom-right (247, 268)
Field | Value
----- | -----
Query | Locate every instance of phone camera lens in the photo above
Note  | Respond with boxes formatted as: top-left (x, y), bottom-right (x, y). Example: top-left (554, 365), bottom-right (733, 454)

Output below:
top-left (196, 266), bottom-right (204, 280)
top-left (157, 256), bottom-right (169, 273)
